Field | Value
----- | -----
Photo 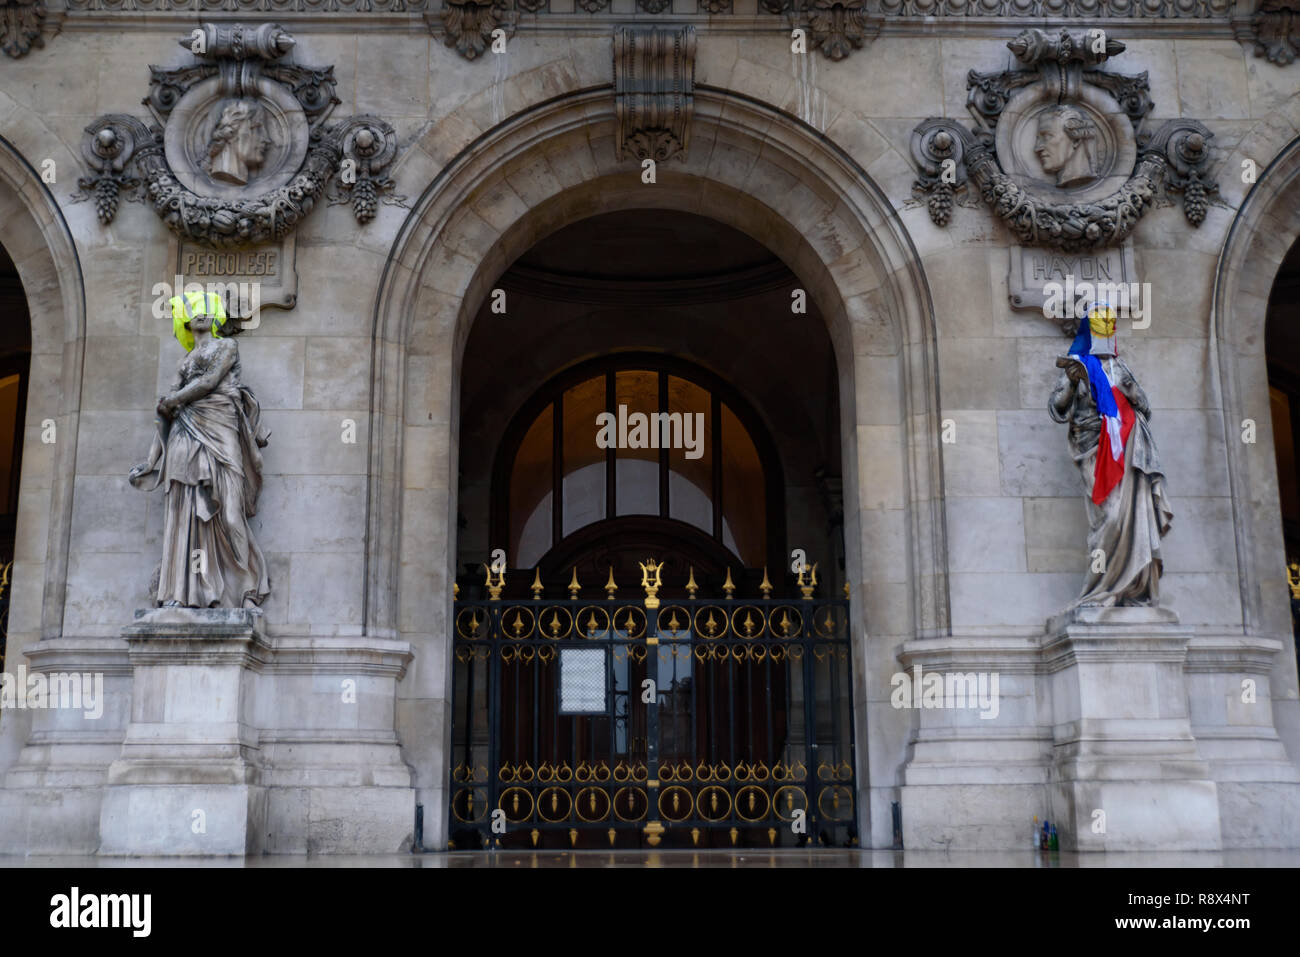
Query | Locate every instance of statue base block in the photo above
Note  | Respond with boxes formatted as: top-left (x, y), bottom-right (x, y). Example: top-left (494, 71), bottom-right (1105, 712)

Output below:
top-left (1042, 605), bottom-right (1223, 851)
top-left (98, 608), bottom-right (269, 856)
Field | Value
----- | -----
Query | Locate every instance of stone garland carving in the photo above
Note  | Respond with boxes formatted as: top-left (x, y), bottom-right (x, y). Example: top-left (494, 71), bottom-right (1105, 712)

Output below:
top-left (761, 0), bottom-right (876, 61)
top-left (434, 0), bottom-right (516, 60)
top-left (1248, 0), bottom-right (1300, 65)
top-left (73, 23), bottom-right (404, 247)
top-left (915, 120), bottom-right (1213, 251)
top-left (614, 26), bottom-right (696, 163)
top-left (911, 29), bottom-right (1217, 253)
top-left (1, 0), bottom-right (48, 58)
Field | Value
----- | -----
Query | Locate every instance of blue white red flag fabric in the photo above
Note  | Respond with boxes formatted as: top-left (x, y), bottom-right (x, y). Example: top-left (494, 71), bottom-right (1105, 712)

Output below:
top-left (1068, 307), bottom-right (1129, 504)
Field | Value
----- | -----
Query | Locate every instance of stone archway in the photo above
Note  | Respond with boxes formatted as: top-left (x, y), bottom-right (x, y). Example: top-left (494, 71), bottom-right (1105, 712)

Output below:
top-left (1212, 130), bottom-right (1300, 760)
top-left (0, 133), bottom-right (87, 774)
top-left (369, 88), bottom-right (944, 849)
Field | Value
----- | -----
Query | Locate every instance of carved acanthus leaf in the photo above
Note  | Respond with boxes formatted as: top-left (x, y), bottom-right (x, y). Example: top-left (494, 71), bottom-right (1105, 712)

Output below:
top-left (803, 0), bottom-right (871, 60)
top-left (1249, 0), bottom-right (1300, 65)
top-left (765, 0), bottom-right (877, 60)
top-left (437, 0), bottom-right (517, 61)
top-left (1, 0), bottom-right (46, 58)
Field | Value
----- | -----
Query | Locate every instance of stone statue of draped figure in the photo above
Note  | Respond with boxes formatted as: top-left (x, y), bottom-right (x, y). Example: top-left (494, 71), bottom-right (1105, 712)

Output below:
top-left (1049, 304), bottom-right (1172, 608)
top-left (129, 292), bottom-right (271, 609)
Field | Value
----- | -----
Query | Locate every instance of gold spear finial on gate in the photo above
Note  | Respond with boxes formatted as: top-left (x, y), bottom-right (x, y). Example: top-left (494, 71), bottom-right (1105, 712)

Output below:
top-left (531, 568), bottom-right (544, 600)
top-left (639, 558), bottom-right (664, 610)
top-left (483, 562), bottom-right (505, 601)
top-left (797, 561), bottom-right (818, 600)
top-left (722, 567), bottom-right (736, 600)
top-left (605, 566), bottom-right (618, 599)
top-left (685, 566), bottom-right (699, 600)
top-left (760, 566), bottom-right (773, 599)
top-left (568, 566), bottom-right (581, 600)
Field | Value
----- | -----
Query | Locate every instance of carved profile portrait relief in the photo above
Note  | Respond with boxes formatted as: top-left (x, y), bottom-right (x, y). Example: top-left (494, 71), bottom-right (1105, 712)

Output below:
top-left (206, 100), bottom-right (271, 187)
top-left (994, 82), bottom-right (1134, 205)
top-left (165, 75), bottom-right (310, 202)
top-left (1034, 106), bottom-right (1099, 188)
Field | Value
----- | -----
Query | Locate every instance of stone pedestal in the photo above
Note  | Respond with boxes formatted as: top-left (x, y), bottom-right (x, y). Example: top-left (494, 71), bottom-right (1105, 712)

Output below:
top-left (1043, 606), bottom-right (1222, 851)
top-left (98, 608), bottom-right (269, 856)
top-left (897, 636), bottom-right (1050, 850)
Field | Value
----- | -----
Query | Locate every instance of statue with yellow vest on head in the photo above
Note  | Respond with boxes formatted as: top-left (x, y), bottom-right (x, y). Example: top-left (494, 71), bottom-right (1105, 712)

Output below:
top-left (1050, 303), bottom-right (1173, 609)
top-left (129, 290), bottom-right (271, 609)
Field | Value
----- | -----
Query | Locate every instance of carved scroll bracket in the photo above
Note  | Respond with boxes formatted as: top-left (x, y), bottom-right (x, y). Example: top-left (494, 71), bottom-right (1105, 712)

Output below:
top-left (910, 28), bottom-right (1217, 252)
top-left (73, 24), bottom-right (405, 248)
top-left (614, 25), bottom-right (696, 164)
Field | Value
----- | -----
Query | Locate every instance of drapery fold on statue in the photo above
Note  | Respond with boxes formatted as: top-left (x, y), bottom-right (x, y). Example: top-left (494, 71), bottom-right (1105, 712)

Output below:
top-left (129, 381), bottom-right (271, 608)
top-left (1049, 358), bottom-right (1173, 608)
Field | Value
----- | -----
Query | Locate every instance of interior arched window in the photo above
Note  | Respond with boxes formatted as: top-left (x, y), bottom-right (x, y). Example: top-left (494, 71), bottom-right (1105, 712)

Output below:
top-left (495, 356), bottom-right (775, 571)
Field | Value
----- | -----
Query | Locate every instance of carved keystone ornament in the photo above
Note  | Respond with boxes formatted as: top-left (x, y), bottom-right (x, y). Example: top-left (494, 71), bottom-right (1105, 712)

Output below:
top-left (614, 26), bottom-right (697, 163)
top-left (74, 23), bottom-right (405, 248)
top-left (911, 29), bottom-right (1217, 252)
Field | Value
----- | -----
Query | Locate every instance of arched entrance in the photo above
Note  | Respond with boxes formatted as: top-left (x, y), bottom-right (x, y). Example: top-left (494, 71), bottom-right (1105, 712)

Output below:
top-left (369, 88), bottom-right (945, 850)
top-left (1209, 130), bottom-right (1300, 821)
top-left (1265, 235), bottom-right (1300, 667)
top-left (0, 132), bottom-right (86, 786)
top-left (449, 208), bottom-right (853, 848)
top-left (0, 242), bottom-right (32, 679)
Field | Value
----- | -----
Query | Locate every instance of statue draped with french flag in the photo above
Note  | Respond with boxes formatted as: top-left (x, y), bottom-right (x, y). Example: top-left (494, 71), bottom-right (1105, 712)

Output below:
top-left (1049, 304), bottom-right (1173, 608)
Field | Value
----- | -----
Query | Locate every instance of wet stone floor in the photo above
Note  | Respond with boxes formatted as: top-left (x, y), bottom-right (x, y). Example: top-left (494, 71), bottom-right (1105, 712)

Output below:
top-left (5, 849), bottom-right (1300, 867)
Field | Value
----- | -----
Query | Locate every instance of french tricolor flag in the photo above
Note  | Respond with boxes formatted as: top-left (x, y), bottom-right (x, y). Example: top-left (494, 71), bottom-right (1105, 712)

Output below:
top-left (1068, 303), bottom-right (1131, 505)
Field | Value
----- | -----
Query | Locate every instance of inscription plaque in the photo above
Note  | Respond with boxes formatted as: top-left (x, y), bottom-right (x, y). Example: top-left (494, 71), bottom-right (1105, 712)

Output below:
top-left (167, 234), bottom-right (298, 328)
top-left (1008, 243), bottom-right (1137, 312)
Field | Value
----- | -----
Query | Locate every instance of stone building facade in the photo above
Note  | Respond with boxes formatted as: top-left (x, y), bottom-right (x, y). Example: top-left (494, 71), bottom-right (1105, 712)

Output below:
top-left (0, 0), bottom-right (1299, 855)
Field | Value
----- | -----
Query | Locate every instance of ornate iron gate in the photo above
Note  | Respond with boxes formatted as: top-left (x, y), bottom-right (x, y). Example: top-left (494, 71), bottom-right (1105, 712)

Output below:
top-left (449, 560), bottom-right (857, 850)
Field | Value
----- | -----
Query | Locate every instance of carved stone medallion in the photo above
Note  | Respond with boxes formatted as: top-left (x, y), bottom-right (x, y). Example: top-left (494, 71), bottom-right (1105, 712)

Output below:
top-left (910, 29), bottom-right (1217, 253)
top-left (74, 23), bottom-right (406, 250)
top-left (166, 79), bottom-right (310, 201)
top-left (996, 83), bottom-right (1136, 203)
